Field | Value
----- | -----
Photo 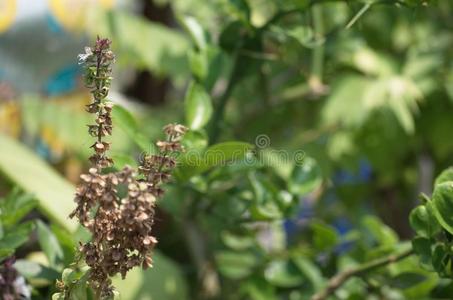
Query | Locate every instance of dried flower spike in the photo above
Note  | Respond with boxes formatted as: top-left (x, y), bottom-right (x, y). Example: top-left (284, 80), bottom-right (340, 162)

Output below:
top-left (67, 38), bottom-right (187, 299)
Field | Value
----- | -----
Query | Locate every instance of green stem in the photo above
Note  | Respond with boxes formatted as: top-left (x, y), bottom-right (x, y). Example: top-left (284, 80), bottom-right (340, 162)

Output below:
top-left (310, 248), bottom-right (414, 300)
top-left (208, 53), bottom-right (241, 144)
top-left (310, 4), bottom-right (324, 89)
top-left (345, 3), bottom-right (372, 29)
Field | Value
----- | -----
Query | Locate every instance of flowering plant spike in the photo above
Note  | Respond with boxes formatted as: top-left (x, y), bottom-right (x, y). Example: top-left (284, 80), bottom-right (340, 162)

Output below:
top-left (62, 37), bottom-right (188, 299)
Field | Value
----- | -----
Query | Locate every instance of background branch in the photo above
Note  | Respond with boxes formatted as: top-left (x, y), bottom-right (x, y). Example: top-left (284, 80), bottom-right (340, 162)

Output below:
top-left (310, 248), bottom-right (414, 300)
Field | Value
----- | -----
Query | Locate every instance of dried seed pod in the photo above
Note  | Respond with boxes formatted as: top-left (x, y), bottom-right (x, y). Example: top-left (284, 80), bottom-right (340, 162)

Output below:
top-left (68, 37), bottom-right (187, 299)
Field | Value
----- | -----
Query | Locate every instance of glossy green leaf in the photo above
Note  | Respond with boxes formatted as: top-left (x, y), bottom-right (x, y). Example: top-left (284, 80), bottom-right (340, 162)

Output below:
top-left (409, 204), bottom-right (441, 238)
top-left (431, 182), bottom-right (453, 234)
top-left (178, 16), bottom-right (207, 50)
top-left (0, 134), bottom-right (77, 231)
top-left (184, 82), bottom-right (213, 130)
top-left (434, 167), bottom-right (453, 186)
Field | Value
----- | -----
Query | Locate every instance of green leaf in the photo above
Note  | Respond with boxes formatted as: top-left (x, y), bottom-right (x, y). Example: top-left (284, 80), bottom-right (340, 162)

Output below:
top-left (243, 277), bottom-right (276, 300)
top-left (412, 237), bottom-right (432, 269)
top-left (181, 130), bottom-right (208, 152)
top-left (0, 248), bottom-right (14, 261)
top-left (176, 141), bottom-right (253, 180)
top-left (362, 215), bottom-right (398, 247)
top-left (310, 222), bottom-right (338, 252)
top-left (248, 173), bottom-right (283, 220)
top-left (292, 256), bottom-right (324, 290)
top-left (113, 251), bottom-right (188, 300)
top-left (0, 188), bottom-right (37, 228)
top-left (219, 21), bottom-right (245, 52)
top-left (184, 82), bottom-right (213, 130)
top-left (188, 49), bottom-right (208, 80)
top-left (0, 134), bottom-right (77, 231)
top-left (221, 231), bottom-right (255, 250)
top-left (431, 182), bottom-right (453, 234)
top-left (15, 259), bottom-right (60, 282)
top-left (432, 244), bottom-right (451, 277)
top-left (227, 0), bottom-right (251, 23)
top-left (409, 204), bottom-right (441, 238)
top-left (62, 268), bottom-right (81, 285)
top-left (178, 16), bottom-right (207, 51)
top-left (52, 293), bottom-right (64, 300)
top-left (216, 251), bottom-right (258, 279)
top-left (286, 26), bottom-right (314, 47)
top-left (111, 105), bottom-right (154, 153)
top-left (434, 167), bottom-right (453, 186)
top-left (389, 272), bottom-right (427, 289)
top-left (288, 157), bottom-right (322, 196)
top-left (95, 11), bottom-right (189, 77)
top-left (264, 259), bottom-right (304, 288)
top-left (0, 222), bottom-right (34, 250)
top-left (36, 220), bottom-right (64, 268)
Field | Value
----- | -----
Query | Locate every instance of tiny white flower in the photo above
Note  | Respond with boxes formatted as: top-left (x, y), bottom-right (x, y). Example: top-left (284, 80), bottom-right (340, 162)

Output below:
top-left (78, 47), bottom-right (93, 64)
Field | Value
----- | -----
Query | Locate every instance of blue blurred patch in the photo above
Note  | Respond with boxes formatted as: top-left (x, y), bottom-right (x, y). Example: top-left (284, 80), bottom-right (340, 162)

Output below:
top-left (35, 137), bottom-right (52, 161)
top-left (46, 13), bottom-right (65, 34)
top-left (45, 64), bottom-right (81, 96)
top-left (284, 199), bottom-right (314, 238)
top-left (334, 159), bottom-right (372, 185)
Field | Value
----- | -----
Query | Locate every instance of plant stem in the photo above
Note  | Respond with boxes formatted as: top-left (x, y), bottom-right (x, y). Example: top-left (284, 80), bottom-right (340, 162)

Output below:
top-left (310, 248), bottom-right (414, 300)
top-left (345, 3), bottom-right (372, 29)
top-left (309, 4), bottom-right (325, 93)
top-left (208, 54), bottom-right (241, 144)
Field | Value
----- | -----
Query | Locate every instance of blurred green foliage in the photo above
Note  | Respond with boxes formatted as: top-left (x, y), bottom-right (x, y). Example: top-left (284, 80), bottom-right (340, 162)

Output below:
top-left (1, 0), bottom-right (453, 299)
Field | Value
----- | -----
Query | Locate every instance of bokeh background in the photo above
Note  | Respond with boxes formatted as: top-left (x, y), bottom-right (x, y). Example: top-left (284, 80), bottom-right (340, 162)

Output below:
top-left (1, 0), bottom-right (453, 299)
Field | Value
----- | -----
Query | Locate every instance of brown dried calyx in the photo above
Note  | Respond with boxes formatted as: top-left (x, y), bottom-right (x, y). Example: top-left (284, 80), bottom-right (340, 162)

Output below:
top-left (69, 38), bottom-right (188, 299)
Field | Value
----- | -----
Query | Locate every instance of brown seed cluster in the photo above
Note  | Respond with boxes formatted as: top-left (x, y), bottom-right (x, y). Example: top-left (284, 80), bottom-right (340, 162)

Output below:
top-left (70, 38), bottom-right (187, 298)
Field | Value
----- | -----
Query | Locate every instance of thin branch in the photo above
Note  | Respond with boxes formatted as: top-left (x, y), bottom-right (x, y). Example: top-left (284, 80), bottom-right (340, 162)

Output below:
top-left (345, 3), bottom-right (372, 29)
top-left (208, 52), bottom-right (241, 144)
top-left (310, 248), bottom-right (414, 300)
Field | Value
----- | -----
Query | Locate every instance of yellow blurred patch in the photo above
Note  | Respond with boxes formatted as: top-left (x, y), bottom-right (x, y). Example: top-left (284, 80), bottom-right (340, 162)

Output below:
top-left (0, 0), bottom-right (16, 33)
top-left (0, 101), bottom-right (21, 137)
top-left (49, 0), bottom-right (113, 30)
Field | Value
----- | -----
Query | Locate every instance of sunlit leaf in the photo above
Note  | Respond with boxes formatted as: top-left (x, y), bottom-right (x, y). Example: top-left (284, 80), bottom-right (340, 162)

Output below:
top-left (184, 82), bottom-right (213, 130)
top-left (0, 134), bottom-right (77, 231)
